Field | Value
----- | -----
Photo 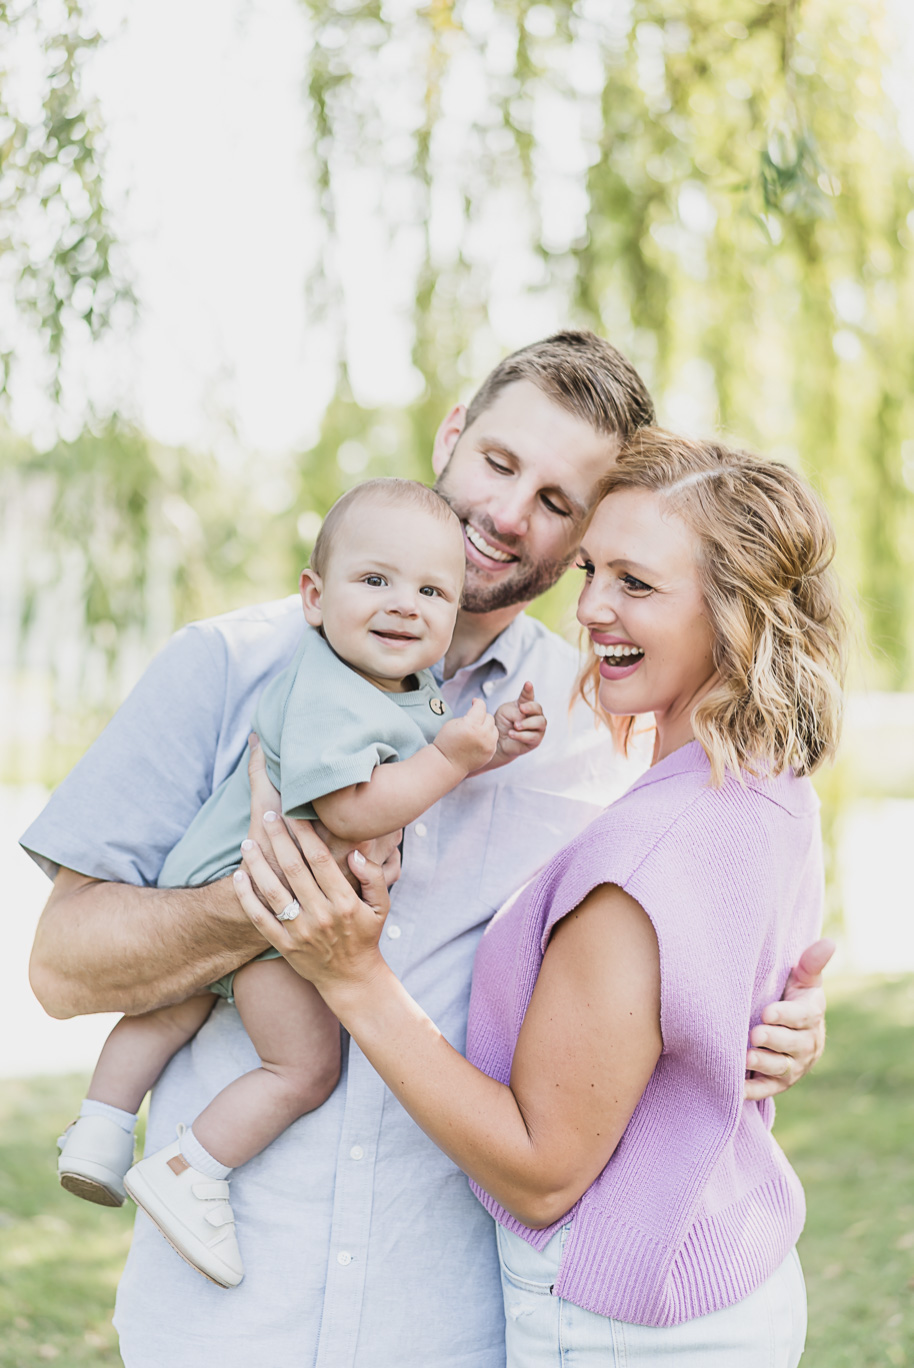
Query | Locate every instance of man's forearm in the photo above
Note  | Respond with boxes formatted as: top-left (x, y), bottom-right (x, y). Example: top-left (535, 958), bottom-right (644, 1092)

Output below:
top-left (29, 868), bottom-right (268, 1018)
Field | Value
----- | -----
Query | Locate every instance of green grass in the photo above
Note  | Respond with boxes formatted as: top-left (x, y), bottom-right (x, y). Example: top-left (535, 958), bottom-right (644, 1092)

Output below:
top-left (775, 975), bottom-right (914, 1367)
top-left (1, 979), bottom-right (912, 1366)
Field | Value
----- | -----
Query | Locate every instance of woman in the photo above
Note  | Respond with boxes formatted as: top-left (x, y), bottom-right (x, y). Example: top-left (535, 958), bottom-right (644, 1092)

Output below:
top-left (234, 429), bottom-right (846, 1365)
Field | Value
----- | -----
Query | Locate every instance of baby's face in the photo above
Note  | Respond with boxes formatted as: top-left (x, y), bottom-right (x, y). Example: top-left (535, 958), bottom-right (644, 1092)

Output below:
top-left (302, 501), bottom-right (466, 689)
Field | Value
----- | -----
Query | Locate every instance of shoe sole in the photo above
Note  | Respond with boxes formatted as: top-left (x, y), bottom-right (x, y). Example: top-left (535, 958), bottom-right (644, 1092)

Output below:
top-left (123, 1171), bottom-right (241, 1289)
top-left (59, 1171), bottom-right (125, 1207)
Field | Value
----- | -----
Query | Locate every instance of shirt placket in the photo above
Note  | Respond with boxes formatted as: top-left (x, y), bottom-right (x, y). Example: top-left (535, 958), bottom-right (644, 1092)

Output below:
top-left (312, 797), bottom-right (439, 1368)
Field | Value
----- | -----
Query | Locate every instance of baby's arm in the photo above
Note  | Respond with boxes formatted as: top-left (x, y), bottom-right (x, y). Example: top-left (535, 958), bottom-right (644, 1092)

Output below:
top-left (312, 699), bottom-right (498, 841)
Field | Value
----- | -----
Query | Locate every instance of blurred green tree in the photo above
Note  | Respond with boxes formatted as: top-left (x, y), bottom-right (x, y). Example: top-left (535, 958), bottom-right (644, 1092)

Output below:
top-left (3, 0), bottom-right (914, 785)
top-left (298, 0), bottom-right (914, 683)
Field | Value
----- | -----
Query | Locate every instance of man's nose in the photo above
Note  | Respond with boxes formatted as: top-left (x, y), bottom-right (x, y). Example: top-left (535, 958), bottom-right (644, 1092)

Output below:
top-left (490, 491), bottom-right (531, 539)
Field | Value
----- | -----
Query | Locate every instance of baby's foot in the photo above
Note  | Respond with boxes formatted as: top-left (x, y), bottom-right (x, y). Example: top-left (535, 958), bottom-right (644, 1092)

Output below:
top-left (57, 1114), bottom-right (135, 1207)
top-left (124, 1133), bottom-right (243, 1288)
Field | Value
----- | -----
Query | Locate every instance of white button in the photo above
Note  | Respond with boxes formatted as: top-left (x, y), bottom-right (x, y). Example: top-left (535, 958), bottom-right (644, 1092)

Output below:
top-left (349, 1145), bottom-right (364, 1161)
top-left (337, 1251), bottom-right (353, 1266)
top-left (414, 822), bottom-right (428, 838)
top-left (386, 924), bottom-right (402, 940)
top-left (482, 681), bottom-right (495, 696)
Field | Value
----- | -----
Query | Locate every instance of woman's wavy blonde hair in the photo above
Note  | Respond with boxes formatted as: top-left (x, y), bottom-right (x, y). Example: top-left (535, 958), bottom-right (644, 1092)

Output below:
top-left (578, 428), bottom-right (847, 785)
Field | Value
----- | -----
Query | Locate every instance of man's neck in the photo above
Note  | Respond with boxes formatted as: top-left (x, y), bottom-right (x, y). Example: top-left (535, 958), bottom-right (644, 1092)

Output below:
top-left (443, 602), bottom-right (527, 680)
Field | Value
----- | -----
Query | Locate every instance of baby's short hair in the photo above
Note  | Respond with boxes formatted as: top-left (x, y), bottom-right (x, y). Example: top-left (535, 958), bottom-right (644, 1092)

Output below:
top-left (310, 478), bottom-right (461, 577)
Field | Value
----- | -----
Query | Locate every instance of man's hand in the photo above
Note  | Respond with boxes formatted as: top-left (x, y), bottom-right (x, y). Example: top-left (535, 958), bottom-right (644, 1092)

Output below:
top-left (247, 734), bottom-right (402, 892)
top-left (491, 682), bottom-right (547, 764)
top-left (744, 938), bottom-right (834, 1100)
top-left (433, 700), bottom-right (499, 777)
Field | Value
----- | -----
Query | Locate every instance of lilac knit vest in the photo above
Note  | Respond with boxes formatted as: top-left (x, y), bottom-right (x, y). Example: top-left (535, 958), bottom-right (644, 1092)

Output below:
top-left (466, 741), bottom-right (822, 1327)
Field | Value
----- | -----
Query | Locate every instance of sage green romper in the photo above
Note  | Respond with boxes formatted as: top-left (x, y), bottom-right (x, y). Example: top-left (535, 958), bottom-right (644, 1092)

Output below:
top-left (157, 624), bottom-right (451, 1001)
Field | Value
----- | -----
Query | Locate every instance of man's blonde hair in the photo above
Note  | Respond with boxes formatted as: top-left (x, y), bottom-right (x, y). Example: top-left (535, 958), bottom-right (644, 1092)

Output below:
top-left (578, 429), bottom-right (847, 784)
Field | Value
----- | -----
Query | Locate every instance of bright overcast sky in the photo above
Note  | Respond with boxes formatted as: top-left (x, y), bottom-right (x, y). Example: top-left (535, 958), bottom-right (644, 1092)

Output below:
top-left (11, 0), bottom-right (914, 458)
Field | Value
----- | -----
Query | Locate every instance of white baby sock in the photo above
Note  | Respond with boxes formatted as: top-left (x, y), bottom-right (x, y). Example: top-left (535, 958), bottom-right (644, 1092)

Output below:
top-left (179, 1126), bottom-right (233, 1181)
top-left (80, 1098), bottom-right (138, 1135)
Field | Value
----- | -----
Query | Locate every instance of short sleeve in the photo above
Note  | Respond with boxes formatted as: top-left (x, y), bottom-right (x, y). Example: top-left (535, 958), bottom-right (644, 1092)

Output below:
top-left (254, 633), bottom-right (421, 820)
top-left (20, 624), bottom-right (229, 885)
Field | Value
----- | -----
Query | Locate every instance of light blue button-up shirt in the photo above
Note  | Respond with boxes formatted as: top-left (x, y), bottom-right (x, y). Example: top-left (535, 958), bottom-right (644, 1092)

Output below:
top-left (22, 596), bottom-right (641, 1368)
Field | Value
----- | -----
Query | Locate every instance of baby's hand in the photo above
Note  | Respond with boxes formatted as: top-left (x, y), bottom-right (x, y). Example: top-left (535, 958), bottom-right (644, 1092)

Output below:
top-left (434, 698), bottom-right (499, 775)
top-left (492, 682), bottom-right (547, 764)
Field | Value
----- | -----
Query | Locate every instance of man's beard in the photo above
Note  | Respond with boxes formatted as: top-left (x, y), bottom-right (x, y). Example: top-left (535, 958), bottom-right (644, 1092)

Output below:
top-left (434, 478), bottom-right (576, 614)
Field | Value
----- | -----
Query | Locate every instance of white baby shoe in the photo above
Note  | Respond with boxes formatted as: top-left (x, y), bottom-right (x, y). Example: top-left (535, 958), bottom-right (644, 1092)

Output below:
top-left (57, 1114), bottom-right (135, 1207)
top-left (123, 1134), bottom-right (243, 1288)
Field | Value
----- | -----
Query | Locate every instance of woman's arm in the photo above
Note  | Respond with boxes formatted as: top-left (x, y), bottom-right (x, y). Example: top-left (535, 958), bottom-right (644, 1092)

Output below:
top-left (234, 819), bottom-right (661, 1228)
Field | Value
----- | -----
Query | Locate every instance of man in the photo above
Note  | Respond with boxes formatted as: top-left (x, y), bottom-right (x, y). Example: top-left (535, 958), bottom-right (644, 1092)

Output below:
top-left (25, 332), bottom-right (828, 1367)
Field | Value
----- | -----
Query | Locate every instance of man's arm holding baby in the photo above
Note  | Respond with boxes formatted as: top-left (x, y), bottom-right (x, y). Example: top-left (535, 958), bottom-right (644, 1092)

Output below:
top-left (312, 684), bottom-right (546, 841)
top-left (30, 784), bottom-right (403, 1019)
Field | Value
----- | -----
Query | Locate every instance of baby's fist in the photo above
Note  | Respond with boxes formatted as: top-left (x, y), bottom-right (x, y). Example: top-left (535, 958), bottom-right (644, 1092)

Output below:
top-left (434, 698), bottom-right (499, 775)
top-left (493, 681), bottom-right (547, 763)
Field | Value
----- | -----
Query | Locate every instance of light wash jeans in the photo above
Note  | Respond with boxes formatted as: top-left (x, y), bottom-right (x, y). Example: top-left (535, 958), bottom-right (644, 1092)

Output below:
top-left (497, 1224), bottom-right (807, 1367)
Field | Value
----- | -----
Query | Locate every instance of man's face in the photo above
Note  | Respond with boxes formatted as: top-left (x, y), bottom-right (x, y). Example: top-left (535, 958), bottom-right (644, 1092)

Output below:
top-left (432, 381), bottom-right (620, 614)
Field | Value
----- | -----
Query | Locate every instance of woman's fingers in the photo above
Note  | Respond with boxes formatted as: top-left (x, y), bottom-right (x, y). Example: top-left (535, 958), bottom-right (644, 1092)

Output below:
top-left (280, 814), bottom-right (360, 901)
top-left (232, 867), bottom-right (291, 951)
top-left (241, 829), bottom-right (313, 915)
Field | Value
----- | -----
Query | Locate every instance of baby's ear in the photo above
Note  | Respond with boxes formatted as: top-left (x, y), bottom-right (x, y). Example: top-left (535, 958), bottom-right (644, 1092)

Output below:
top-left (299, 568), bottom-right (323, 627)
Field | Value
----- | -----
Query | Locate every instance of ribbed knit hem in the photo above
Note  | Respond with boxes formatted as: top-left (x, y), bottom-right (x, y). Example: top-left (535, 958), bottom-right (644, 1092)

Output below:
top-left (550, 1173), bottom-right (804, 1327)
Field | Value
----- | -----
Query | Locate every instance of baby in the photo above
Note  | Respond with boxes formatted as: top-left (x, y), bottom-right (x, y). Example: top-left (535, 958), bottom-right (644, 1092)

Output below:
top-left (56, 478), bottom-right (546, 1288)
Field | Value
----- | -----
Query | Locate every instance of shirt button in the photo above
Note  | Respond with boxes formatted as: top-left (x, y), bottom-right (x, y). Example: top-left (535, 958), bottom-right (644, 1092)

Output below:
top-left (386, 924), bottom-right (402, 940)
top-left (337, 1251), bottom-right (353, 1266)
top-left (349, 1145), bottom-right (364, 1161)
top-left (482, 681), bottom-right (495, 696)
top-left (414, 822), bottom-right (428, 837)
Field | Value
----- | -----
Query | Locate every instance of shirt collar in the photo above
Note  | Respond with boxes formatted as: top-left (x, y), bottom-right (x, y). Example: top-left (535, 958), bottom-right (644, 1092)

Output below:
top-left (432, 612), bottom-right (530, 687)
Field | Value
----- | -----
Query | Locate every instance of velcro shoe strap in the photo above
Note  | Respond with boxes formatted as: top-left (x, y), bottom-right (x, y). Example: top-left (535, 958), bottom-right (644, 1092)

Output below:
top-left (204, 1203), bottom-right (237, 1229)
top-left (192, 1180), bottom-right (231, 1202)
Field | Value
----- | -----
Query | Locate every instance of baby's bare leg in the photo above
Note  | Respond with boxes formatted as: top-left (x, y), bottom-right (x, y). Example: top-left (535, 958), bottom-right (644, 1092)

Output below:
top-left (192, 958), bottom-right (341, 1169)
top-left (87, 995), bottom-right (217, 1115)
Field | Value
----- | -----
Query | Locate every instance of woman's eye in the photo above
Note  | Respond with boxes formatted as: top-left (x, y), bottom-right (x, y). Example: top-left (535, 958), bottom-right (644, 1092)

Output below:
top-left (622, 573), bottom-right (652, 594)
top-left (576, 559), bottom-right (595, 579)
top-left (364, 575), bottom-right (387, 587)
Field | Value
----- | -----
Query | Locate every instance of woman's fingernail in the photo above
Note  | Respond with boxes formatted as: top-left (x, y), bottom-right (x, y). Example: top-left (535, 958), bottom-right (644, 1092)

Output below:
top-left (241, 839), bottom-right (254, 851)
top-left (233, 870), bottom-right (244, 882)
top-left (352, 850), bottom-right (366, 868)
top-left (264, 811), bottom-right (278, 823)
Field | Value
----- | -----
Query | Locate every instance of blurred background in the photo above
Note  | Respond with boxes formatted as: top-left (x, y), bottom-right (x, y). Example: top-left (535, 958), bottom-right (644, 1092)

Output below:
top-left (1, 1), bottom-right (913, 1364)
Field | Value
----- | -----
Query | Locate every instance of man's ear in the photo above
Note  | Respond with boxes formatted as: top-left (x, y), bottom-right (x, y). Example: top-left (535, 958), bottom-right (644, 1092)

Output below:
top-left (431, 403), bottom-right (467, 478)
top-left (299, 568), bottom-right (323, 627)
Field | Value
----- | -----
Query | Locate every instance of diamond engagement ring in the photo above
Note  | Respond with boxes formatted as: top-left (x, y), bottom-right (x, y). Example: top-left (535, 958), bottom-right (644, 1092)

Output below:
top-left (276, 900), bottom-right (301, 922)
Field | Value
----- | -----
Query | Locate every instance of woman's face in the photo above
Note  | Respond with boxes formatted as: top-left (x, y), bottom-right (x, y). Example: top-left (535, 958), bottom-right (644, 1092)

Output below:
top-left (575, 488), bottom-right (720, 756)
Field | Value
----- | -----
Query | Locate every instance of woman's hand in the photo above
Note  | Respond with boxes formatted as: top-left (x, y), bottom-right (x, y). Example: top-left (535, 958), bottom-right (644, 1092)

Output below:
top-left (232, 812), bottom-right (391, 997)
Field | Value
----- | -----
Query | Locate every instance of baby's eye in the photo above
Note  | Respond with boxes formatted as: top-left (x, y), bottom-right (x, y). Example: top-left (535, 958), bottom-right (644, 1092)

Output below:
top-left (363, 574), bottom-right (387, 587)
top-left (622, 573), bottom-right (652, 594)
top-left (575, 558), bottom-right (595, 579)
top-left (419, 585), bottom-right (442, 597)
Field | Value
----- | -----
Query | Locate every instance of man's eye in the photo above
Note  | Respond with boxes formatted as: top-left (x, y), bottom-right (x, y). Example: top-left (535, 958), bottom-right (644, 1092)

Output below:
top-left (485, 455), bottom-right (511, 475)
top-left (576, 559), bottom-right (595, 579)
top-left (622, 573), bottom-right (652, 593)
top-left (541, 495), bottom-right (572, 518)
top-left (364, 575), bottom-right (387, 587)
top-left (419, 585), bottom-right (441, 597)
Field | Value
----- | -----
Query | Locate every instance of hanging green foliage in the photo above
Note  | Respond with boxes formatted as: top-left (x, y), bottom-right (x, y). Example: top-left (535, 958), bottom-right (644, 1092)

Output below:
top-left (0, 0), bottom-right (131, 396)
top-left (296, 0), bottom-right (914, 684)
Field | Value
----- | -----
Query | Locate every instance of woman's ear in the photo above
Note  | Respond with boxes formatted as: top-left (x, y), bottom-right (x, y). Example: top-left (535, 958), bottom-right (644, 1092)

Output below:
top-left (300, 568), bottom-right (324, 627)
